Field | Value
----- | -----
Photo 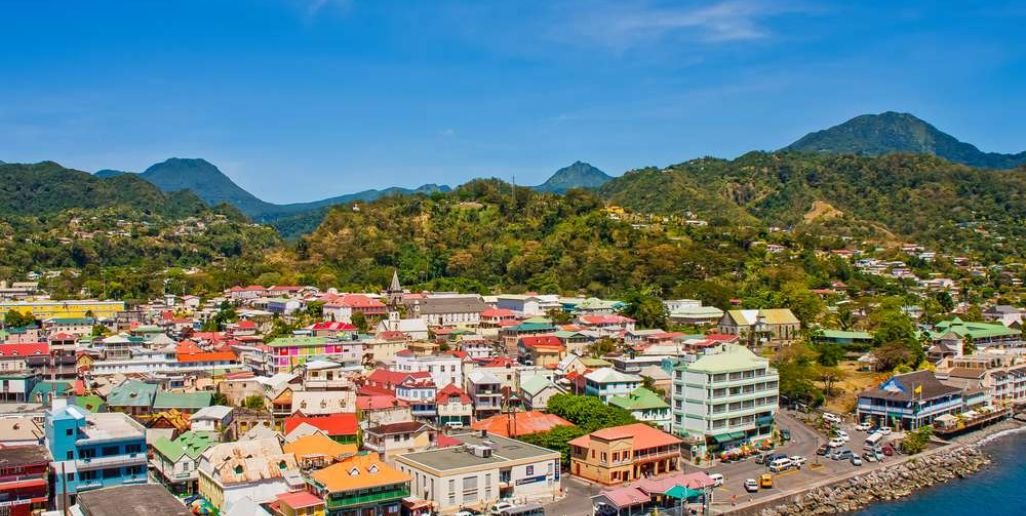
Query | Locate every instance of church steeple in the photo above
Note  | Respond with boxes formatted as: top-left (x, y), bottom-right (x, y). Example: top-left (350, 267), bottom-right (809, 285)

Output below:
top-left (387, 269), bottom-right (403, 308)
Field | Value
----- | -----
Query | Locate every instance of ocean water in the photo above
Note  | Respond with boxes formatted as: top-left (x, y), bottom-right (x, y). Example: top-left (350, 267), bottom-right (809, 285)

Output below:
top-left (858, 429), bottom-right (1026, 515)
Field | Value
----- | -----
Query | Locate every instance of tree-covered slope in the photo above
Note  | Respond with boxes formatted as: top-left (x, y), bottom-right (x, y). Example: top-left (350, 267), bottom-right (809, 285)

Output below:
top-left (0, 161), bottom-right (209, 218)
top-left (600, 152), bottom-right (1026, 256)
top-left (140, 158), bottom-right (278, 215)
top-left (785, 112), bottom-right (1026, 169)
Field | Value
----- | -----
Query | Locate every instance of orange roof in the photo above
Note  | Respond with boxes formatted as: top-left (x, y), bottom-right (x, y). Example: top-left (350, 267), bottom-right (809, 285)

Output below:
top-left (568, 423), bottom-right (682, 449)
top-left (177, 350), bottom-right (238, 363)
top-left (311, 452), bottom-right (410, 492)
top-left (284, 433), bottom-right (357, 461)
top-left (471, 411), bottom-right (574, 437)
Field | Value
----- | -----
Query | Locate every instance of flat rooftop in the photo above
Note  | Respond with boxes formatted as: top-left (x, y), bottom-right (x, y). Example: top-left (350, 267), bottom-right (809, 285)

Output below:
top-left (76, 484), bottom-right (192, 516)
top-left (0, 445), bottom-right (49, 467)
top-left (398, 431), bottom-right (558, 472)
top-left (80, 412), bottom-right (146, 442)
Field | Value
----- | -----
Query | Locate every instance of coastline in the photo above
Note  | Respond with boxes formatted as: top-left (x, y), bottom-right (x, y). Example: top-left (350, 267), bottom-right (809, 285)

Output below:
top-left (728, 418), bottom-right (1026, 515)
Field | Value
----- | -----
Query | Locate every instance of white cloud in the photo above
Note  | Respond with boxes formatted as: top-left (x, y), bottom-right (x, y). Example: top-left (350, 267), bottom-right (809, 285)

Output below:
top-left (304, 0), bottom-right (351, 18)
top-left (561, 0), bottom-right (809, 50)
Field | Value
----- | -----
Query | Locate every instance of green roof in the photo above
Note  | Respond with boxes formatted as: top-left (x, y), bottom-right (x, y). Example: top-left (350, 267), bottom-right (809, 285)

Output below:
top-left (608, 387), bottom-right (669, 411)
top-left (817, 329), bottom-right (873, 340)
top-left (107, 380), bottom-right (158, 407)
top-left (152, 431), bottom-right (216, 462)
top-left (580, 358), bottom-right (612, 368)
top-left (267, 336), bottom-right (330, 348)
top-left (153, 391), bottom-right (213, 410)
top-left (28, 381), bottom-right (72, 403)
top-left (508, 323), bottom-right (555, 333)
top-left (73, 395), bottom-right (106, 412)
top-left (930, 317), bottom-right (1018, 340)
top-left (519, 376), bottom-right (557, 397)
top-left (522, 316), bottom-right (553, 324)
top-left (676, 344), bottom-right (771, 374)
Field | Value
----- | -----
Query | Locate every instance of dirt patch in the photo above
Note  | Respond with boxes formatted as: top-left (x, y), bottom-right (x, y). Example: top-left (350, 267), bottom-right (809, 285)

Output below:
top-left (803, 200), bottom-right (843, 223)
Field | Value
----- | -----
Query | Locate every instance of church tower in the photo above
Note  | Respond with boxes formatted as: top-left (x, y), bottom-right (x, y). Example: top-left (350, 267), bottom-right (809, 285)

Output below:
top-left (386, 270), bottom-right (403, 331)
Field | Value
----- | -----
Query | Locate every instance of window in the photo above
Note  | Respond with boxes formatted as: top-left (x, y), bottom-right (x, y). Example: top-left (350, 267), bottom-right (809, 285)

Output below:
top-left (102, 468), bottom-right (119, 479)
top-left (102, 446), bottom-right (119, 456)
top-left (66, 451), bottom-right (74, 460)
top-left (66, 428), bottom-right (74, 436)
top-left (526, 465), bottom-right (534, 476)
top-left (448, 479), bottom-right (456, 505)
top-left (126, 444), bottom-right (141, 454)
top-left (67, 473), bottom-right (75, 481)
top-left (80, 449), bottom-right (95, 459)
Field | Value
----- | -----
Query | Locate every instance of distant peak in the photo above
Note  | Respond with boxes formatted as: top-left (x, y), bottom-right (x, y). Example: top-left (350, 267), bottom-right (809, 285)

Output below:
top-left (534, 161), bottom-right (613, 193)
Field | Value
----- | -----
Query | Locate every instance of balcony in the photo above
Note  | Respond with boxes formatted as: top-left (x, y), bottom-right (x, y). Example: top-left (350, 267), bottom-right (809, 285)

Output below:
top-left (326, 486), bottom-right (409, 509)
top-left (76, 453), bottom-right (147, 472)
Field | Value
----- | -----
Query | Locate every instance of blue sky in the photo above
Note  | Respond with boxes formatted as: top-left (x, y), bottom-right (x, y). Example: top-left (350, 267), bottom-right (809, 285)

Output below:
top-left (2, 1), bottom-right (1024, 203)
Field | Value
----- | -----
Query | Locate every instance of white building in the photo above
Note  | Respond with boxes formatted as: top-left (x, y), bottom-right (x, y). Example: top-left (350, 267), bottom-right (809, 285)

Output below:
top-left (395, 432), bottom-right (561, 515)
top-left (393, 351), bottom-right (463, 387)
top-left (670, 344), bottom-right (779, 458)
top-left (405, 295), bottom-right (488, 328)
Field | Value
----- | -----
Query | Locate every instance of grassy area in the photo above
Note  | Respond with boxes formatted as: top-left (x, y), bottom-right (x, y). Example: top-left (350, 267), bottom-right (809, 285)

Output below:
top-left (819, 360), bottom-right (889, 415)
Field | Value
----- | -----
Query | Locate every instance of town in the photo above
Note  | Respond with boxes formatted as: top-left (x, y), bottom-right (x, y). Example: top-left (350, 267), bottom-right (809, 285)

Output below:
top-left (2, 252), bottom-right (1024, 516)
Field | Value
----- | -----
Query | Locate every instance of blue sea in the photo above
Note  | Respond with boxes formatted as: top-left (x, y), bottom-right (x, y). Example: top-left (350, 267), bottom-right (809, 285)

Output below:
top-left (858, 429), bottom-right (1026, 515)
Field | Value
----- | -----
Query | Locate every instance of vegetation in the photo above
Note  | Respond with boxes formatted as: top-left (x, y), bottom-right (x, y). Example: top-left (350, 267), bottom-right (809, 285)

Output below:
top-left (3, 309), bottom-right (35, 327)
top-left (899, 425), bottom-right (933, 455)
top-left (546, 393), bottom-right (637, 432)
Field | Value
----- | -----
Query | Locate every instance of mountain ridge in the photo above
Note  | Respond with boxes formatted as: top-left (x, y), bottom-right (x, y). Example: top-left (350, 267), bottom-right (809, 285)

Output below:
top-left (784, 111), bottom-right (1026, 169)
top-left (532, 161), bottom-right (612, 193)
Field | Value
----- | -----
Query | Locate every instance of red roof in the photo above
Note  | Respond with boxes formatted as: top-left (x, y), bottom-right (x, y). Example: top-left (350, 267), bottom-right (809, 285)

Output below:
top-left (366, 368), bottom-right (430, 388)
top-left (236, 320), bottom-right (257, 330)
top-left (0, 343), bottom-right (49, 357)
top-left (310, 321), bottom-right (357, 331)
top-left (579, 315), bottom-right (634, 325)
top-left (376, 331), bottom-right (407, 341)
top-left (471, 411), bottom-right (574, 437)
top-left (49, 332), bottom-right (76, 341)
top-left (357, 394), bottom-right (402, 410)
top-left (703, 333), bottom-right (740, 343)
top-left (177, 350), bottom-right (237, 363)
top-left (435, 434), bottom-right (464, 448)
top-left (357, 385), bottom-right (396, 397)
top-left (328, 294), bottom-right (386, 309)
top-left (276, 491), bottom-right (323, 509)
top-left (519, 336), bottom-right (564, 349)
top-left (230, 285), bottom-right (266, 292)
top-left (436, 383), bottom-right (472, 404)
top-left (283, 413), bottom-right (358, 436)
top-left (481, 308), bottom-right (516, 318)
top-left (479, 357), bottom-right (515, 368)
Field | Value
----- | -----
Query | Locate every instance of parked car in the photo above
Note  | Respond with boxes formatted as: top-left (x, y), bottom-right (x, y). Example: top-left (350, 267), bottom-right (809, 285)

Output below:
top-left (759, 474), bottom-right (774, 489)
top-left (828, 437), bottom-right (846, 448)
top-left (456, 511), bottom-right (481, 516)
top-left (489, 502), bottom-right (515, 515)
top-left (822, 413), bottom-right (842, 424)
top-left (850, 456), bottom-right (863, 466)
top-left (878, 426), bottom-right (893, 435)
top-left (882, 444), bottom-right (895, 456)
top-left (758, 452), bottom-right (786, 465)
top-left (769, 457), bottom-right (793, 473)
top-left (831, 448), bottom-right (854, 461)
top-left (781, 429), bottom-right (792, 441)
top-left (790, 456), bottom-right (807, 467)
top-left (862, 452), bottom-right (878, 463)
top-left (836, 430), bottom-right (850, 442)
top-left (709, 473), bottom-right (725, 487)
top-left (816, 445), bottom-right (830, 456)
top-left (744, 479), bottom-right (760, 492)
top-left (855, 422), bottom-right (872, 432)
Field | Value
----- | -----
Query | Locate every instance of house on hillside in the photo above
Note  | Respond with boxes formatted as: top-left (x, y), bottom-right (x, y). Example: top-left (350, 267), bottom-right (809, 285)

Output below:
top-left (717, 309), bottom-right (800, 344)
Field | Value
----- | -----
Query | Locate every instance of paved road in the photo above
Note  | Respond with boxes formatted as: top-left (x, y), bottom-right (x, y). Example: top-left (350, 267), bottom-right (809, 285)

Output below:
top-left (541, 411), bottom-right (906, 515)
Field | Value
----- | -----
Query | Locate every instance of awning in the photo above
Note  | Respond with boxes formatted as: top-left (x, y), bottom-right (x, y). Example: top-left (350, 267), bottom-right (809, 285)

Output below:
top-left (757, 415), bottom-right (774, 426)
top-left (664, 485), bottom-right (703, 499)
top-left (711, 432), bottom-right (745, 443)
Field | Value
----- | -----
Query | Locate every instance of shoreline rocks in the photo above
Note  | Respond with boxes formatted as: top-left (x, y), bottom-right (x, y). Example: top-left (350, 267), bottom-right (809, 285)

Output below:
top-left (757, 446), bottom-right (990, 515)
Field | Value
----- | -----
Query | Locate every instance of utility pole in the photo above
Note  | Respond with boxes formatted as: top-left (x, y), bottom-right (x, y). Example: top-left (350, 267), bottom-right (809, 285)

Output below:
top-left (511, 174), bottom-right (516, 207)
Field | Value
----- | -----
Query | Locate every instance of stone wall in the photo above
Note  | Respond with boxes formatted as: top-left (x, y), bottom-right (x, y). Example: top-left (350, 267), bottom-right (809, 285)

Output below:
top-left (755, 446), bottom-right (989, 515)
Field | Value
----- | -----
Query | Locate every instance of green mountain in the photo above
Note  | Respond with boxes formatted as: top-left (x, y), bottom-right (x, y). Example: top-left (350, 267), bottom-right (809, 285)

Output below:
top-left (0, 161), bottom-right (209, 218)
top-left (94, 169), bottom-right (129, 178)
top-left (785, 112), bottom-right (1026, 169)
top-left (600, 152), bottom-right (1026, 257)
top-left (533, 161), bottom-right (613, 193)
top-left (140, 158), bottom-right (277, 215)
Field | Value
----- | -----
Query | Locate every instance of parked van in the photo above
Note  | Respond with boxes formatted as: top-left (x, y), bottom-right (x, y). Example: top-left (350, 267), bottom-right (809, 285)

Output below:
top-left (708, 473), bottom-right (725, 487)
top-left (768, 457), bottom-right (793, 472)
top-left (864, 432), bottom-right (884, 448)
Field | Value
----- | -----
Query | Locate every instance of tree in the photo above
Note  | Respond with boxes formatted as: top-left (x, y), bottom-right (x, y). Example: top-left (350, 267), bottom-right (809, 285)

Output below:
top-left (870, 298), bottom-right (924, 369)
top-left (211, 391), bottom-right (229, 406)
top-left (546, 308), bottom-right (573, 325)
top-left (813, 341), bottom-right (846, 367)
top-left (772, 340), bottom-right (821, 405)
top-left (933, 291), bottom-right (955, 313)
top-left (619, 290), bottom-right (668, 329)
top-left (899, 425), bottom-right (933, 455)
top-left (519, 425), bottom-right (588, 464)
top-left (546, 393), bottom-right (636, 432)
top-left (243, 395), bottom-right (266, 411)
top-left (351, 311), bottom-right (369, 333)
top-left (818, 366), bottom-right (846, 398)
top-left (3, 309), bottom-right (34, 328)
top-left (586, 337), bottom-right (617, 358)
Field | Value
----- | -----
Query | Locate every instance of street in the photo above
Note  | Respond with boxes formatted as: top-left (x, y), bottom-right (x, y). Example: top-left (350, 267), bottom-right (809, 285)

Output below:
top-left (542, 411), bottom-right (906, 515)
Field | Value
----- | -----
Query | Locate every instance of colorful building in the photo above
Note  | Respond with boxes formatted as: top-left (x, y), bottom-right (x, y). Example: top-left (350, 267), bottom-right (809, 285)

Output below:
top-left (44, 403), bottom-right (148, 509)
top-left (569, 423), bottom-right (683, 485)
top-left (0, 445), bottom-right (49, 516)
top-left (197, 437), bottom-right (303, 510)
top-left (275, 490), bottom-right (326, 516)
top-left (267, 336), bottom-right (364, 374)
top-left (608, 387), bottom-right (672, 432)
top-left (0, 300), bottom-right (124, 320)
top-left (309, 452), bottom-right (411, 516)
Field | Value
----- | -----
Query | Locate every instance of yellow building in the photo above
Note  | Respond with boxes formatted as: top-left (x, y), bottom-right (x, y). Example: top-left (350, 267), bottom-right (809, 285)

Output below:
top-left (0, 300), bottom-right (124, 319)
top-left (275, 491), bottom-right (326, 516)
top-left (569, 423), bottom-right (683, 485)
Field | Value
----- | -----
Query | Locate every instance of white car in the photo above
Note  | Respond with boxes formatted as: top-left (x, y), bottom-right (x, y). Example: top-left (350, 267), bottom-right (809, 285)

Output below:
top-left (828, 437), bottom-right (846, 448)
top-left (790, 455), bottom-right (807, 467)
top-left (878, 426), bottom-right (893, 435)
top-left (855, 422), bottom-right (872, 432)
top-left (822, 413), bottom-right (841, 424)
top-left (709, 473), bottom-right (725, 487)
top-left (836, 430), bottom-right (850, 442)
top-left (489, 502), bottom-right (514, 515)
top-left (744, 478), bottom-right (759, 492)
